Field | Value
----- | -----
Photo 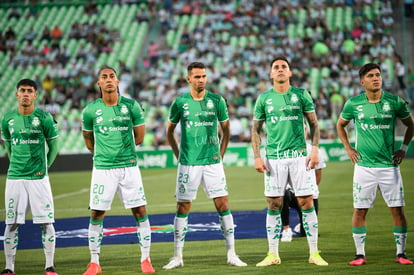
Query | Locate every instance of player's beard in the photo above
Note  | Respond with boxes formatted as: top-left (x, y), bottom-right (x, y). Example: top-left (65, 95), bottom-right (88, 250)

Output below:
top-left (196, 86), bottom-right (204, 92)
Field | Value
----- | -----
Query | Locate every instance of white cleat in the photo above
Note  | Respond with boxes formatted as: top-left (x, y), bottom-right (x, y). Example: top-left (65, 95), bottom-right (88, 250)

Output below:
top-left (281, 228), bottom-right (293, 242)
top-left (227, 255), bottom-right (248, 267)
top-left (162, 256), bottom-right (184, 270)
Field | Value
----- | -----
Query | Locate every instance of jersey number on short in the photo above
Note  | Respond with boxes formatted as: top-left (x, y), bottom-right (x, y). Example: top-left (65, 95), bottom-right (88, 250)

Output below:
top-left (178, 173), bottom-right (189, 184)
top-left (93, 184), bottom-right (105, 195)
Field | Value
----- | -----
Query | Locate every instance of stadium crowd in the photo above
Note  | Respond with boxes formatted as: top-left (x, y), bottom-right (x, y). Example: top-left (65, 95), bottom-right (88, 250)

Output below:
top-left (1, 0), bottom-right (413, 148)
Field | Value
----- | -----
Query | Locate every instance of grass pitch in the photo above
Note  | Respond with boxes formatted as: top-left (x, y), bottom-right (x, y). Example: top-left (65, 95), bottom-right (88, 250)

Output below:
top-left (0, 159), bottom-right (413, 274)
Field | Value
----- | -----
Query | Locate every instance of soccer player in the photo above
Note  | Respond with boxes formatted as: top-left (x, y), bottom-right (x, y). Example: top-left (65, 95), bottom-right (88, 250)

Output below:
top-left (337, 62), bottom-right (414, 266)
top-left (1, 79), bottom-right (59, 275)
top-left (252, 56), bottom-right (328, 266)
top-left (281, 141), bottom-right (326, 242)
top-left (81, 66), bottom-right (155, 274)
top-left (162, 62), bottom-right (247, 269)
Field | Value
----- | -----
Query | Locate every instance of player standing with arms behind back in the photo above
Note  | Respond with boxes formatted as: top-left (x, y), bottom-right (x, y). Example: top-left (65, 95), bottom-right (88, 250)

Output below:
top-left (252, 56), bottom-right (328, 266)
top-left (82, 66), bottom-right (155, 274)
top-left (337, 63), bottom-right (414, 266)
top-left (163, 62), bottom-right (247, 270)
top-left (1, 79), bottom-right (59, 275)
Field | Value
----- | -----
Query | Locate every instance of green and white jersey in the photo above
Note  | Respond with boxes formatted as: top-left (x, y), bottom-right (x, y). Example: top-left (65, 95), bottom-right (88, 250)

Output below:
top-left (82, 96), bottom-right (144, 169)
top-left (169, 90), bottom-right (229, 165)
top-left (340, 91), bottom-right (411, 167)
top-left (253, 86), bottom-right (315, 159)
top-left (1, 108), bottom-right (58, 179)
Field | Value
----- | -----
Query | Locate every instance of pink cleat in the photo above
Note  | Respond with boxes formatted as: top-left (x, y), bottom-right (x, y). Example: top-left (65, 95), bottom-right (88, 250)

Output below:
top-left (141, 257), bottom-right (156, 273)
top-left (349, 255), bottom-right (366, 266)
top-left (396, 254), bottom-right (413, 265)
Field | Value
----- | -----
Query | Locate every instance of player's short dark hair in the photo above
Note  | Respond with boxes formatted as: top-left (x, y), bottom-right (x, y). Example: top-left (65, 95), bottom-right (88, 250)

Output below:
top-left (98, 65), bottom-right (117, 77)
top-left (187, 62), bottom-right (206, 74)
top-left (359, 63), bottom-right (381, 79)
top-left (270, 56), bottom-right (291, 70)
top-left (16, 78), bottom-right (37, 91)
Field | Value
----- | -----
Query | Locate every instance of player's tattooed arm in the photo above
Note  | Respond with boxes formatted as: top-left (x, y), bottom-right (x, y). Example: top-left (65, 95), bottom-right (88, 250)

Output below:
top-left (305, 111), bottom-right (320, 147)
top-left (82, 131), bottom-right (95, 154)
top-left (251, 120), bottom-right (264, 159)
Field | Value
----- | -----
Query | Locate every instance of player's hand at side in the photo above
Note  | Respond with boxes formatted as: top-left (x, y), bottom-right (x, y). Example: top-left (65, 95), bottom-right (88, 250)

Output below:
top-left (346, 147), bottom-right (360, 164)
top-left (392, 149), bottom-right (406, 165)
top-left (306, 148), bottom-right (319, 170)
top-left (255, 158), bottom-right (269, 173)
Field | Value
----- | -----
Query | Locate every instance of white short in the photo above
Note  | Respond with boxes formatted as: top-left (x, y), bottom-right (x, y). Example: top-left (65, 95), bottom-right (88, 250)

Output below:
top-left (90, 166), bottom-right (147, 210)
top-left (175, 163), bottom-right (228, 201)
top-left (308, 170), bottom-right (320, 199)
top-left (5, 177), bottom-right (55, 224)
top-left (265, 157), bottom-right (313, 197)
top-left (353, 165), bottom-right (405, 208)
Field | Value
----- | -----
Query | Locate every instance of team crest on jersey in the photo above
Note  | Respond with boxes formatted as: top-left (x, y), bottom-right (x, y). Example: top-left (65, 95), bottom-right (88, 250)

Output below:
top-left (32, 117), bottom-right (40, 127)
top-left (267, 106), bottom-right (274, 113)
top-left (120, 104), bottom-right (128, 114)
top-left (382, 101), bottom-right (390, 112)
top-left (290, 94), bottom-right (298, 104)
top-left (206, 99), bottom-right (214, 109)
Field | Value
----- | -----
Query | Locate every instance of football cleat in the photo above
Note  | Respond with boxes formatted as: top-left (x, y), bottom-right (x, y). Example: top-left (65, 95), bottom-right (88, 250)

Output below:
top-left (141, 257), bottom-right (156, 273)
top-left (396, 254), bottom-right (413, 265)
top-left (256, 252), bottom-right (281, 266)
top-left (281, 228), bottom-right (293, 242)
top-left (45, 266), bottom-right (58, 275)
top-left (309, 251), bottom-right (329, 266)
top-left (349, 254), bottom-right (366, 266)
top-left (227, 255), bottom-right (247, 267)
top-left (83, 262), bottom-right (102, 275)
top-left (162, 256), bottom-right (184, 270)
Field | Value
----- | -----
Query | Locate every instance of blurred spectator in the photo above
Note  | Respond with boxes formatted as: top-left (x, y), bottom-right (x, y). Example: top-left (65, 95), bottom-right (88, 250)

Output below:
top-left (50, 25), bottom-right (63, 40)
top-left (24, 27), bottom-right (37, 42)
top-left (330, 89), bottom-right (345, 121)
top-left (229, 114), bottom-right (243, 143)
top-left (8, 7), bottom-right (21, 19)
top-left (42, 75), bottom-right (55, 94)
top-left (394, 54), bottom-right (406, 92)
top-left (40, 26), bottom-right (51, 41)
top-left (72, 117), bottom-right (82, 132)
top-left (136, 7), bottom-right (152, 23)
top-left (60, 116), bottom-right (70, 133)
top-left (28, 2), bottom-right (39, 18)
top-left (148, 40), bottom-right (160, 66)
